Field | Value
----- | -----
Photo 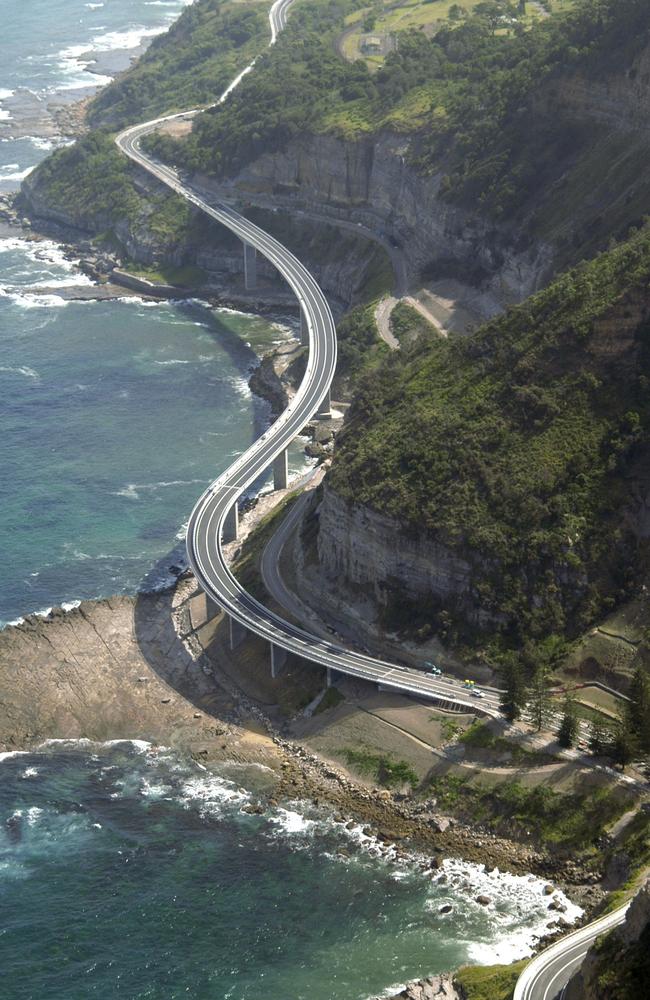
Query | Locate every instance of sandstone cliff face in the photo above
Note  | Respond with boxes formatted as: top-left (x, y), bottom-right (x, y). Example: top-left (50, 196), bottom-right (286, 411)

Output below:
top-left (546, 42), bottom-right (650, 131)
top-left (312, 484), bottom-right (501, 631)
top-left (228, 131), bottom-right (554, 311)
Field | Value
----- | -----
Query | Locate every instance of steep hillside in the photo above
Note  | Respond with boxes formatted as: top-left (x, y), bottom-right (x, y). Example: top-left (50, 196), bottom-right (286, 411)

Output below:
top-left (317, 227), bottom-right (650, 651)
top-left (565, 877), bottom-right (650, 1000)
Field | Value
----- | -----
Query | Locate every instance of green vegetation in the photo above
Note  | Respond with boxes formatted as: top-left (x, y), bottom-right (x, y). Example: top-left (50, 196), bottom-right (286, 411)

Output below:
top-left (557, 695), bottom-right (579, 748)
top-left (424, 774), bottom-right (636, 849)
top-left (335, 304), bottom-right (388, 391)
top-left (329, 225), bottom-right (650, 649)
top-left (89, 0), bottom-right (270, 128)
top-left (459, 721), bottom-right (555, 764)
top-left (588, 918), bottom-right (650, 998)
top-left (122, 261), bottom-right (208, 287)
top-left (390, 302), bottom-right (436, 346)
top-left (314, 685), bottom-right (345, 713)
top-left (454, 959), bottom-right (527, 1000)
top-left (22, 130), bottom-right (220, 252)
top-left (147, 0), bottom-right (650, 252)
top-left (233, 492), bottom-right (300, 600)
top-left (343, 747), bottom-right (419, 788)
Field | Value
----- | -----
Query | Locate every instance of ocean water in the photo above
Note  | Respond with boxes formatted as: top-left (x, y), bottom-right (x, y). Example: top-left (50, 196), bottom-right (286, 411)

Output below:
top-left (0, 743), bottom-right (582, 1000)
top-left (0, 236), bottom-right (311, 625)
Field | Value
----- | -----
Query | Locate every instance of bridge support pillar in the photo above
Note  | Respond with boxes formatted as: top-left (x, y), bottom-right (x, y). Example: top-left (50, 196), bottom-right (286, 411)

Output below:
top-left (326, 667), bottom-right (335, 688)
top-left (272, 448), bottom-right (289, 491)
top-left (229, 614), bottom-right (247, 650)
top-left (222, 502), bottom-right (239, 543)
top-left (243, 241), bottom-right (257, 290)
top-left (316, 389), bottom-right (331, 419)
top-left (270, 642), bottom-right (287, 678)
top-left (300, 309), bottom-right (309, 347)
top-left (205, 593), bottom-right (221, 621)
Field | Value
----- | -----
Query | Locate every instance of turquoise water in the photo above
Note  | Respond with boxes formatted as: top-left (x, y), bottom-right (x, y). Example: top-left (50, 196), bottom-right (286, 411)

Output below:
top-left (0, 743), bottom-right (578, 1000)
top-left (0, 236), bottom-right (308, 625)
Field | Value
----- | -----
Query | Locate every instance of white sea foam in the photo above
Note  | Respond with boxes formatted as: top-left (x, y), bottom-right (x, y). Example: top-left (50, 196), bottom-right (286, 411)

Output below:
top-left (0, 365), bottom-right (40, 380)
top-left (425, 858), bottom-right (583, 965)
top-left (61, 600), bottom-right (81, 612)
top-left (0, 290), bottom-right (72, 309)
top-left (21, 767), bottom-right (39, 779)
top-left (112, 478), bottom-right (205, 500)
top-left (0, 751), bottom-right (29, 763)
top-left (0, 165), bottom-right (35, 182)
top-left (269, 808), bottom-right (317, 836)
top-left (0, 89), bottom-right (15, 101)
top-left (178, 774), bottom-right (251, 818)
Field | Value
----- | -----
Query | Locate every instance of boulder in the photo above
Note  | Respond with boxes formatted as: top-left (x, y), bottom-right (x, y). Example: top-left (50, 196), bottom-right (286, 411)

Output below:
top-left (476, 894), bottom-right (492, 906)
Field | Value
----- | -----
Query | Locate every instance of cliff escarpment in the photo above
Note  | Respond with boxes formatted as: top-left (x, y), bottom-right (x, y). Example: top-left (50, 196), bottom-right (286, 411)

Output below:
top-left (309, 228), bottom-right (650, 652)
top-left (224, 129), bottom-right (552, 312)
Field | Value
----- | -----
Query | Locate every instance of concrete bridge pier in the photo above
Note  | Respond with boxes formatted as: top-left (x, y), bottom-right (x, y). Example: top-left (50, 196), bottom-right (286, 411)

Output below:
top-left (316, 389), bottom-right (331, 419)
top-left (205, 593), bottom-right (221, 621)
top-left (300, 309), bottom-right (309, 347)
top-left (222, 502), bottom-right (239, 543)
top-left (326, 666), bottom-right (336, 688)
top-left (229, 614), bottom-right (247, 650)
top-left (243, 241), bottom-right (257, 290)
top-left (270, 642), bottom-right (287, 678)
top-left (272, 449), bottom-right (289, 491)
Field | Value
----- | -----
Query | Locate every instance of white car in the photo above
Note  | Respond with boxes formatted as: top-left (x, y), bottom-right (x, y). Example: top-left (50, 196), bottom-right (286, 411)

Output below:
top-left (471, 688), bottom-right (485, 698)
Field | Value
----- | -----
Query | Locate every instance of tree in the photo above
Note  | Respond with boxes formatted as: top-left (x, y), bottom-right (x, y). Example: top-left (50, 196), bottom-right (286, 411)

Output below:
top-left (588, 719), bottom-right (609, 756)
top-left (611, 723), bottom-right (637, 770)
top-left (529, 666), bottom-right (553, 731)
top-left (628, 666), bottom-right (650, 752)
top-left (500, 655), bottom-right (526, 722)
top-left (557, 695), bottom-right (579, 748)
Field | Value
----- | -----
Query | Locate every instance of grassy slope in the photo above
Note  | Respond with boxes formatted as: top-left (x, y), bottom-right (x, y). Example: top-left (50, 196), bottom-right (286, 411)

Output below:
top-left (328, 227), bottom-right (650, 645)
top-left (453, 960), bottom-right (527, 1000)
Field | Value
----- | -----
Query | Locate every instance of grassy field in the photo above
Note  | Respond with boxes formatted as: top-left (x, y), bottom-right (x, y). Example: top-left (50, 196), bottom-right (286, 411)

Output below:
top-left (338, 0), bottom-right (577, 69)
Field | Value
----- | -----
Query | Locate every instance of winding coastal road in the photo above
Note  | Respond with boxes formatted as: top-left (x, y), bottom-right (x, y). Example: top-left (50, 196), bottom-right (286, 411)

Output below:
top-left (116, 0), bottom-right (499, 717)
